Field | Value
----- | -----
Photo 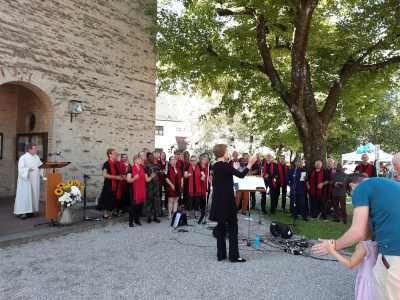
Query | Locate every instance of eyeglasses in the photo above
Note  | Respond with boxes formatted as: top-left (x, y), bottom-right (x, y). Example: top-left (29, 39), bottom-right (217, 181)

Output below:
top-left (170, 158), bottom-right (176, 161)
top-left (190, 160), bottom-right (196, 162)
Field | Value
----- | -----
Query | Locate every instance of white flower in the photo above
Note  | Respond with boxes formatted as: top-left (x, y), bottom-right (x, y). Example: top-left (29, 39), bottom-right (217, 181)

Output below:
top-left (70, 186), bottom-right (81, 196)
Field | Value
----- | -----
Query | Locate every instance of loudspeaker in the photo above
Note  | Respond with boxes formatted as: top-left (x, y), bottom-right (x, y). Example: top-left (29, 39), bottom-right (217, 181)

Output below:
top-left (171, 212), bottom-right (187, 228)
top-left (270, 221), bottom-right (293, 239)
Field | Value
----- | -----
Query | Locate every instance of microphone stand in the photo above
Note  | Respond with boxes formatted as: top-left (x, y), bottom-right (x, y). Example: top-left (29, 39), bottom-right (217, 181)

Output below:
top-left (200, 160), bottom-right (214, 225)
top-left (292, 161), bottom-right (300, 228)
top-left (69, 163), bottom-right (102, 221)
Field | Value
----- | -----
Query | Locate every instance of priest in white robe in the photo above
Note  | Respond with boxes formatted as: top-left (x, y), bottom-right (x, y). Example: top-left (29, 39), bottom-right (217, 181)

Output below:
top-left (14, 143), bottom-right (44, 219)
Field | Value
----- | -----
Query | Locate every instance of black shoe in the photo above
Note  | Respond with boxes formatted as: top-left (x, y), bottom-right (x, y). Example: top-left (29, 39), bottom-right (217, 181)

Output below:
top-left (218, 256), bottom-right (227, 261)
top-left (129, 223), bottom-right (134, 227)
top-left (241, 212), bottom-right (247, 216)
top-left (344, 221), bottom-right (348, 225)
top-left (333, 220), bottom-right (340, 222)
top-left (134, 221), bottom-right (142, 226)
top-left (230, 257), bottom-right (246, 263)
top-left (20, 214), bottom-right (27, 220)
top-left (303, 218), bottom-right (308, 222)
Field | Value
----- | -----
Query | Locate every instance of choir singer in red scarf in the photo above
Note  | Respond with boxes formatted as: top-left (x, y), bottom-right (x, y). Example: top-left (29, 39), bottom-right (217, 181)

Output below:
top-left (184, 155), bottom-right (203, 219)
top-left (165, 156), bottom-right (184, 219)
top-left (127, 154), bottom-right (156, 227)
top-left (97, 149), bottom-right (123, 219)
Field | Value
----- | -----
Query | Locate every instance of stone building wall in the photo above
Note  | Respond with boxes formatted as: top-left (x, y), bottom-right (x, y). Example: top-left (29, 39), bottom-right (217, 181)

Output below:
top-left (0, 0), bottom-right (156, 198)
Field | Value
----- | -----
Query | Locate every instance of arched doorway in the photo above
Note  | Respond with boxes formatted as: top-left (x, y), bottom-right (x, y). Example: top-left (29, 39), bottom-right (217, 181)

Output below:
top-left (0, 82), bottom-right (54, 197)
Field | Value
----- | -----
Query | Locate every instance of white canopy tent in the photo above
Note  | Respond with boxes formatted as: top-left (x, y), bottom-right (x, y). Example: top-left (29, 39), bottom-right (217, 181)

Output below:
top-left (342, 143), bottom-right (394, 163)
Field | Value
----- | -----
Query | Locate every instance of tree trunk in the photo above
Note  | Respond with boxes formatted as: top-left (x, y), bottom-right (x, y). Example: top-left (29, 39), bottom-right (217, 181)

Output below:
top-left (297, 120), bottom-right (327, 169)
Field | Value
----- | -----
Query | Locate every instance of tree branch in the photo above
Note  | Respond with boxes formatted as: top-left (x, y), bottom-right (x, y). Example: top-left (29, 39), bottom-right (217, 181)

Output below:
top-left (203, 44), bottom-right (264, 72)
top-left (253, 13), bottom-right (290, 104)
top-left (215, 4), bottom-right (256, 16)
top-left (358, 55), bottom-right (400, 72)
top-left (321, 54), bottom-right (400, 123)
top-left (357, 33), bottom-right (400, 64)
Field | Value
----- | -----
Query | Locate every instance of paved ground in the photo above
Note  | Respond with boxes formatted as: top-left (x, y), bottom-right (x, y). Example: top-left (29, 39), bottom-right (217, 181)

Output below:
top-left (0, 205), bottom-right (357, 300)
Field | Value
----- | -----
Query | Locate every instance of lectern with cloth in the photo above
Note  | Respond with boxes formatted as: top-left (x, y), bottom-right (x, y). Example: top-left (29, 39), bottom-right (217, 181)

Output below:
top-left (38, 162), bottom-right (70, 226)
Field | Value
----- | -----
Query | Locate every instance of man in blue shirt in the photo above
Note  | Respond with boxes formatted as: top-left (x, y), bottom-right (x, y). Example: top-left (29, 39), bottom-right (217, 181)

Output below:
top-left (312, 173), bottom-right (400, 299)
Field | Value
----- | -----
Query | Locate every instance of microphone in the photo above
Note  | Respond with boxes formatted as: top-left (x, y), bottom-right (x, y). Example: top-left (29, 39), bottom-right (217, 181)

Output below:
top-left (49, 152), bottom-right (61, 156)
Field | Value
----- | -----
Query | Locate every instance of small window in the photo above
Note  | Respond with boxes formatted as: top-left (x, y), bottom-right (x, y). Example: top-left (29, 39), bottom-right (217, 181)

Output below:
top-left (168, 148), bottom-right (173, 153)
top-left (176, 127), bottom-right (181, 132)
top-left (155, 126), bottom-right (164, 136)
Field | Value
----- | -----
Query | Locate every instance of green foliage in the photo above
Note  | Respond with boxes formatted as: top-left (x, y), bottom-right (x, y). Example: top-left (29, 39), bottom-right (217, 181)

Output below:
top-left (327, 90), bottom-right (400, 158)
top-left (153, 0), bottom-right (400, 157)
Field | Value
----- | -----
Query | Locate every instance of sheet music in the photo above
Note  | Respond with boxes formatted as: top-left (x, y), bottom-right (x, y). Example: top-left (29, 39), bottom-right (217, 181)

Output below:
top-left (300, 172), bottom-right (306, 181)
top-left (233, 176), bottom-right (266, 190)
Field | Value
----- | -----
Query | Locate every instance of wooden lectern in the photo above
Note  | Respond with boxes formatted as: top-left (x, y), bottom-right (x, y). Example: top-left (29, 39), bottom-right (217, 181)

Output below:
top-left (39, 162), bottom-right (71, 221)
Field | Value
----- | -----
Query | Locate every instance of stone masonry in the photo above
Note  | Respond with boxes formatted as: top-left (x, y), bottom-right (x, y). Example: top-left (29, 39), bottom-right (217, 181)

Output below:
top-left (0, 0), bottom-right (156, 198)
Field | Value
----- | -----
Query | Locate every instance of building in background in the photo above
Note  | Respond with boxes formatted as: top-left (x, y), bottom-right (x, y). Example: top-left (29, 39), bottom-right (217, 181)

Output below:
top-left (0, 0), bottom-right (156, 198)
top-left (155, 92), bottom-right (192, 156)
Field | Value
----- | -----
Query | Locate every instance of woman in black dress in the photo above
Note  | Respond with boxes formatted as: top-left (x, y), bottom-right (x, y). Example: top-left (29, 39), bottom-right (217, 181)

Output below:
top-left (165, 156), bottom-right (183, 219)
top-left (209, 144), bottom-right (256, 262)
top-left (97, 149), bottom-right (123, 219)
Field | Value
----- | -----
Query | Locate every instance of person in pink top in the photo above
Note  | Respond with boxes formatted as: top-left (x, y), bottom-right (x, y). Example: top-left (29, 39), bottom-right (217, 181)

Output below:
top-left (325, 219), bottom-right (379, 300)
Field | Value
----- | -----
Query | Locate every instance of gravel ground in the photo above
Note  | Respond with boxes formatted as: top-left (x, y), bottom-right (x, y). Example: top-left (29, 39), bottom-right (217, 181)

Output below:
top-left (0, 212), bottom-right (356, 300)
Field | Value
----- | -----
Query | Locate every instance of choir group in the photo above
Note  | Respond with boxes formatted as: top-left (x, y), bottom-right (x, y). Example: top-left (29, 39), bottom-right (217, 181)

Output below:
top-left (96, 148), bottom-right (212, 227)
top-left (96, 147), bottom-right (378, 227)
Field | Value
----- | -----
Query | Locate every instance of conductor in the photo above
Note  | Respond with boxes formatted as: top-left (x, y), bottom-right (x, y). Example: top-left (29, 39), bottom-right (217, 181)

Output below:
top-left (209, 144), bottom-right (256, 262)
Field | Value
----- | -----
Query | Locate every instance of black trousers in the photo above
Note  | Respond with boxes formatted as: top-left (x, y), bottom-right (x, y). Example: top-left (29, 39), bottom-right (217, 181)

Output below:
top-left (186, 195), bottom-right (201, 211)
top-left (250, 192), bottom-right (256, 208)
top-left (129, 202), bottom-right (144, 223)
top-left (276, 185), bottom-right (287, 210)
top-left (261, 180), bottom-right (276, 213)
top-left (310, 195), bottom-right (327, 220)
top-left (215, 220), bottom-right (239, 261)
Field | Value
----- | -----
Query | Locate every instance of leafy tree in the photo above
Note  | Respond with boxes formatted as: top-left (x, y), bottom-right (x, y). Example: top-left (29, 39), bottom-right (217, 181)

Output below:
top-left (153, 0), bottom-right (400, 166)
top-left (327, 90), bottom-right (400, 159)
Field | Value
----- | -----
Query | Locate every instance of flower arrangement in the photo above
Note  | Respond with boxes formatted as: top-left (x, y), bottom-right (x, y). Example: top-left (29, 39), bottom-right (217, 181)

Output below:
top-left (54, 180), bottom-right (84, 211)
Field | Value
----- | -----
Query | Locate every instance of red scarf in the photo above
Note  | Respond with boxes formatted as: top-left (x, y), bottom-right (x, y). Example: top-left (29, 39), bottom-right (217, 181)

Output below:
top-left (310, 170), bottom-right (323, 197)
top-left (325, 167), bottom-right (333, 195)
top-left (177, 160), bottom-right (183, 170)
top-left (201, 163), bottom-right (209, 198)
top-left (108, 159), bottom-right (122, 199)
top-left (188, 164), bottom-right (201, 196)
top-left (117, 161), bottom-right (131, 192)
top-left (157, 160), bottom-right (167, 186)
top-left (278, 163), bottom-right (288, 187)
top-left (263, 161), bottom-right (277, 188)
top-left (359, 163), bottom-right (372, 177)
top-left (168, 165), bottom-right (182, 197)
top-left (131, 164), bottom-right (146, 204)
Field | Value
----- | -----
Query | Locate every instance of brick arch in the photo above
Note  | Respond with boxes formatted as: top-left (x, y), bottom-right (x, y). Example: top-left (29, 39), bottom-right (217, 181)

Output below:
top-left (5, 81), bottom-right (55, 156)
top-left (0, 79), bottom-right (55, 197)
